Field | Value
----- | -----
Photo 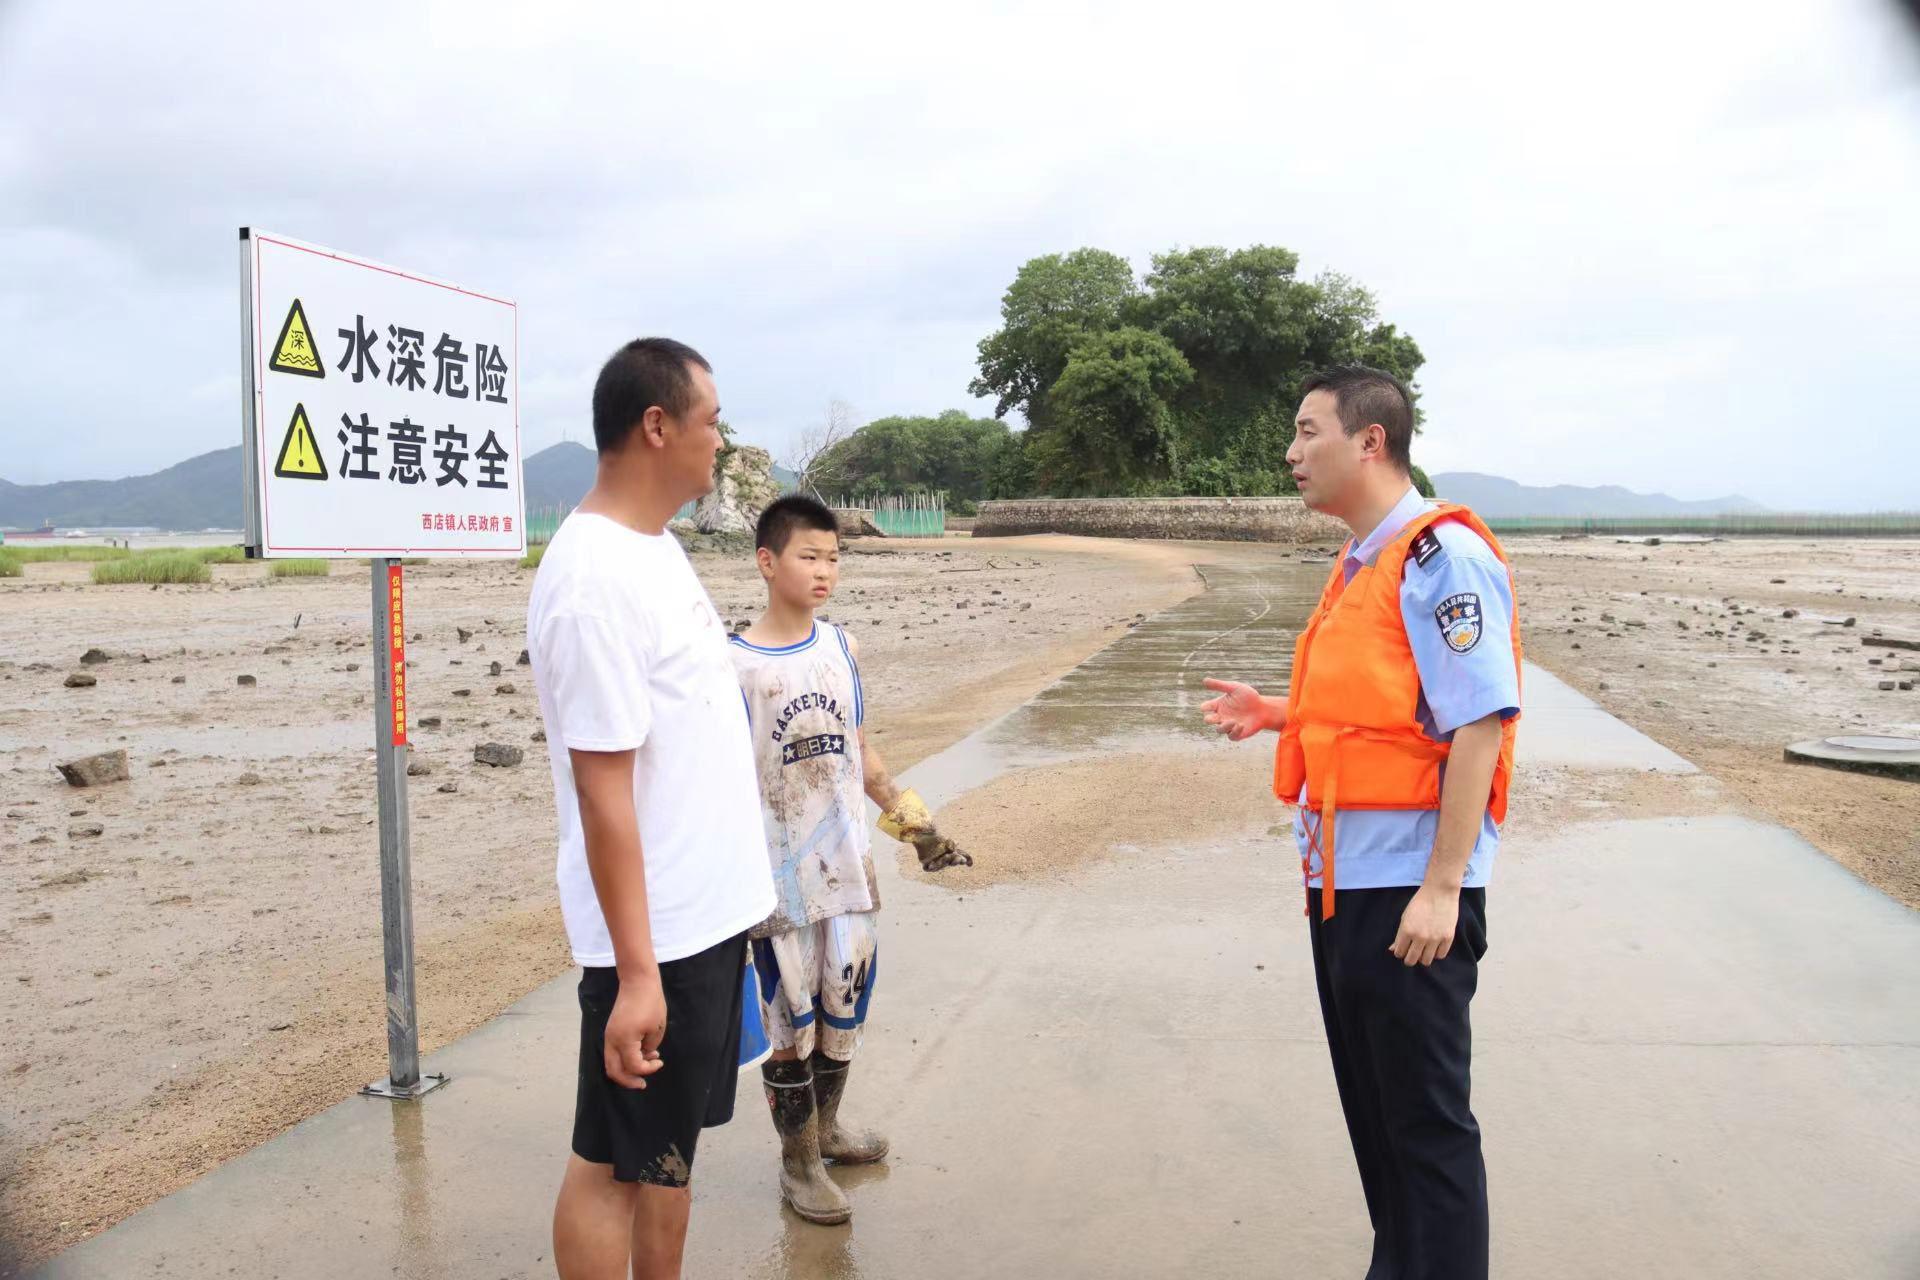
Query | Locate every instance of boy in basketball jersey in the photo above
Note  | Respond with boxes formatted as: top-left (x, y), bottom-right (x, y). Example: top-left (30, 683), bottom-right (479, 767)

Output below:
top-left (728, 494), bottom-right (972, 1225)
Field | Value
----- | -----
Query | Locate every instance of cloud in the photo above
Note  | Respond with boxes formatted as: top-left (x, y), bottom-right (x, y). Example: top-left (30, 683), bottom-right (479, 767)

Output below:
top-left (0, 0), bottom-right (1915, 511)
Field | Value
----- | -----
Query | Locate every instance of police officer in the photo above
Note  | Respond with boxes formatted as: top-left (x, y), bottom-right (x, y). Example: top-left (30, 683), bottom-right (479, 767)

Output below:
top-left (1202, 365), bottom-right (1521, 1280)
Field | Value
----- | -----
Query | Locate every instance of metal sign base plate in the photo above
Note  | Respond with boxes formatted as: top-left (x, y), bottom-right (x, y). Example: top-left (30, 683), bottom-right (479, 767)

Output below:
top-left (360, 1072), bottom-right (449, 1101)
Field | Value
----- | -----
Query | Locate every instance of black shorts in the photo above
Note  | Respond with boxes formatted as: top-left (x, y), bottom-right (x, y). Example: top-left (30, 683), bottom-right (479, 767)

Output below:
top-left (572, 930), bottom-right (748, 1187)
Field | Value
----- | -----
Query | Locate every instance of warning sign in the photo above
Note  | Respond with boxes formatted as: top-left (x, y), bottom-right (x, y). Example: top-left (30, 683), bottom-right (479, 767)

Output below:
top-left (241, 229), bottom-right (521, 559)
top-left (269, 298), bottom-right (325, 379)
top-left (273, 404), bottom-right (328, 480)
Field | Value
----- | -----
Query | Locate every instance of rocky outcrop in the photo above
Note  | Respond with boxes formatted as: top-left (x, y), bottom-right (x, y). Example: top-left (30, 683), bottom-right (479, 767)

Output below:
top-left (694, 446), bottom-right (780, 535)
top-left (832, 508), bottom-right (886, 538)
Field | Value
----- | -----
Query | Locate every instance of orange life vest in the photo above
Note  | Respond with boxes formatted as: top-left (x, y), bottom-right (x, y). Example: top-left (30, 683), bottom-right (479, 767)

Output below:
top-left (1273, 502), bottom-right (1522, 920)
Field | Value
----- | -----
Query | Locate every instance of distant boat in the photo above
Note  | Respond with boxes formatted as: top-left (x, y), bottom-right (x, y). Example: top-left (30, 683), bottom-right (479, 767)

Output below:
top-left (10, 520), bottom-right (58, 539)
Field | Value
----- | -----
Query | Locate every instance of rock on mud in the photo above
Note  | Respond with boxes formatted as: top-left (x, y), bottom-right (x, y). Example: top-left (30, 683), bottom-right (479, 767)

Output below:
top-left (56, 750), bottom-right (130, 788)
top-left (474, 742), bottom-right (524, 768)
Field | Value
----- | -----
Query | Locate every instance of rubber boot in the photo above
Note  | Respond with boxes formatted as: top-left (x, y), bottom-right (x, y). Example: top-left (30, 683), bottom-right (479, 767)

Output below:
top-left (762, 1059), bottom-right (851, 1224)
top-left (810, 1052), bottom-right (890, 1164)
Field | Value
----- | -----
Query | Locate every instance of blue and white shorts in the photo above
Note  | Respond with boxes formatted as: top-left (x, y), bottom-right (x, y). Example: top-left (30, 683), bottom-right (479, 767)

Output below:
top-left (751, 910), bottom-right (878, 1062)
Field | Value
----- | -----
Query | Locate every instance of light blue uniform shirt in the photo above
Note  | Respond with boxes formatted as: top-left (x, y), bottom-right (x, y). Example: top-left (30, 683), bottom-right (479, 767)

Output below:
top-left (1294, 486), bottom-right (1520, 890)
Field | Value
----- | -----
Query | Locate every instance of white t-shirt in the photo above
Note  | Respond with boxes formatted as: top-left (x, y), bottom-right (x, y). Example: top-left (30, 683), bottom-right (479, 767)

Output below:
top-left (526, 513), bottom-right (774, 967)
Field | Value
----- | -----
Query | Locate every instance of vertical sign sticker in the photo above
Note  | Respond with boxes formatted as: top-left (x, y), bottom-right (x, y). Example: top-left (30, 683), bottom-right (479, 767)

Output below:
top-left (389, 563), bottom-right (408, 746)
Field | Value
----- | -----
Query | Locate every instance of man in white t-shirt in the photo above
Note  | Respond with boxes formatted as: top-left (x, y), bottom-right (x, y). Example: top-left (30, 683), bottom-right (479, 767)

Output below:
top-left (528, 338), bottom-right (774, 1280)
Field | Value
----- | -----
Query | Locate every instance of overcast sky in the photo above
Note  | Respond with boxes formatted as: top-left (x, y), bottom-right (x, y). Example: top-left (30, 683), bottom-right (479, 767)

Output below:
top-left (2, 1), bottom-right (1916, 509)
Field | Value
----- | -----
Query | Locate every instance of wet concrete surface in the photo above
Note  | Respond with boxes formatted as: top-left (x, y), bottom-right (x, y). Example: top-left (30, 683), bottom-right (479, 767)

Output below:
top-left (1513, 665), bottom-right (1695, 774)
top-left (32, 550), bottom-right (1920, 1278)
top-left (1017, 560), bottom-right (1319, 753)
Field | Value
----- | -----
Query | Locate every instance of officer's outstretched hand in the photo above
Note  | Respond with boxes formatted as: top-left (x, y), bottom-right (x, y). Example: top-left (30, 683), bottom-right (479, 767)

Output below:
top-left (1390, 884), bottom-right (1460, 967)
top-left (1201, 678), bottom-right (1268, 741)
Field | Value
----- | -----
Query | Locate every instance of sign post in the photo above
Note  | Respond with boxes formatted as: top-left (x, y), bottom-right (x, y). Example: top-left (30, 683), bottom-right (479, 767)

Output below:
top-left (367, 558), bottom-right (430, 1096)
top-left (238, 228), bottom-right (523, 1100)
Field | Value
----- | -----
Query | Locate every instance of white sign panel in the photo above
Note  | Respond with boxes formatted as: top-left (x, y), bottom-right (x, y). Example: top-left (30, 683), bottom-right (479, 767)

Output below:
top-left (241, 229), bottom-right (523, 558)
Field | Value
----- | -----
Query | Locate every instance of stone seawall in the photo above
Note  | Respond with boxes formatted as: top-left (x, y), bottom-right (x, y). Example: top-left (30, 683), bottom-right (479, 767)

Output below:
top-left (972, 496), bottom-right (1346, 544)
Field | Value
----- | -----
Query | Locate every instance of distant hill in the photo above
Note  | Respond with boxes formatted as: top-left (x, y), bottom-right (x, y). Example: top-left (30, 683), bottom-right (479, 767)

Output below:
top-left (523, 441), bottom-right (597, 511)
top-left (0, 448), bottom-right (247, 531)
top-left (2, 442), bottom-right (801, 531)
top-left (524, 442), bottom-right (799, 511)
top-left (1430, 472), bottom-right (1769, 519)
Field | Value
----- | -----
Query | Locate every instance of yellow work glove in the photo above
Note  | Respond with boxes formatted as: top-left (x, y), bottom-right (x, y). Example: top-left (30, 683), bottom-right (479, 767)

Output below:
top-left (878, 788), bottom-right (974, 872)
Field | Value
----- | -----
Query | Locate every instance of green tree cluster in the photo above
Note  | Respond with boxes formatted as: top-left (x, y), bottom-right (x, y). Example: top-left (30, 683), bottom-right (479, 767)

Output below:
top-left (812, 410), bottom-right (1015, 511)
top-left (969, 246), bottom-right (1428, 497)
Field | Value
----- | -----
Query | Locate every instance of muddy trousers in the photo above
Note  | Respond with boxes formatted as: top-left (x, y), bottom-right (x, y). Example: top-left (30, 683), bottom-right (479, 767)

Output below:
top-left (1308, 886), bottom-right (1489, 1280)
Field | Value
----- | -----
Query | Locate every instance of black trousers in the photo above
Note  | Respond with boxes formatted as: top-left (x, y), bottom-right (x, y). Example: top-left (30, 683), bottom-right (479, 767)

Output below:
top-left (1308, 886), bottom-right (1489, 1280)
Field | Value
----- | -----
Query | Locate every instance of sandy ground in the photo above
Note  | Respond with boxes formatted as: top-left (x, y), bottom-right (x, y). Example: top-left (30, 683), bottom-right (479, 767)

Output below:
top-left (932, 746), bottom-right (1277, 888)
top-left (3, 530), bottom-right (1916, 1270)
top-left (1504, 536), bottom-right (1920, 907)
top-left (0, 534), bottom-right (1201, 1268)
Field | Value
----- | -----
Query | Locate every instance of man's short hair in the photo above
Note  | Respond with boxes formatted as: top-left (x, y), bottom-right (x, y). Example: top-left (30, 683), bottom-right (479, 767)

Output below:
top-left (1300, 365), bottom-right (1414, 473)
top-left (756, 495), bottom-right (840, 555)
top-left (591, 337), bottom-right (711, 454)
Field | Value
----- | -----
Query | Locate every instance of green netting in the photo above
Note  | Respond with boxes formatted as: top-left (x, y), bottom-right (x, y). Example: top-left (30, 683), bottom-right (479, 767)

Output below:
top-left (526, 501), bottom-right (694, 545)
top-left (524, 505), bottom-right (567, 545)
top-left (870, 508), bottom-right (945, 536)
top-left (830, 493), bottom-right (947, 538)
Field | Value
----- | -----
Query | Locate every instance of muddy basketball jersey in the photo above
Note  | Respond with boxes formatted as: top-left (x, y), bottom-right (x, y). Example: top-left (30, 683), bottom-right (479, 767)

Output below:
top-left (728, 623), bottom-right (877, 937)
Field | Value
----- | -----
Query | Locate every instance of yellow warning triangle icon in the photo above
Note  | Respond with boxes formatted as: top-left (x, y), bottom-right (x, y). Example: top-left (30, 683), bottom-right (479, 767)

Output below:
top-left (269, 298), bottom-right (325, 378)
top-left (274, 403), bottom-right (328, 480)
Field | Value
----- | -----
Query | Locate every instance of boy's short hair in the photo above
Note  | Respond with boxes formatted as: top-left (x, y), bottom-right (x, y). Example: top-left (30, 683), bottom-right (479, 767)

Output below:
top-left (755, 495), bottom-right (840, 554)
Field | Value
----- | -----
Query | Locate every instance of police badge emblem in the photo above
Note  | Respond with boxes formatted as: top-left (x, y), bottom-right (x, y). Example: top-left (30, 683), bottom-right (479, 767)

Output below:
top-left (1434, 593), bottom-right (1483, 654)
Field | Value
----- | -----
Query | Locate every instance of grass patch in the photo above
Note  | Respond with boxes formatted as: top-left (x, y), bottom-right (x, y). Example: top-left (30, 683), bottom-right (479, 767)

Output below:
top-left (521, 543), bottom-right (548, 569)
top-left (0, 553), bottom-right (21, 578)
top-left (91, 553), bottom-right (211, 585)
top-left (0, 544), bottom-right (134, 563)
top-left (0, 543), bottom-right (246, 564)
top-left (269, 558), bottom-right (329, 578)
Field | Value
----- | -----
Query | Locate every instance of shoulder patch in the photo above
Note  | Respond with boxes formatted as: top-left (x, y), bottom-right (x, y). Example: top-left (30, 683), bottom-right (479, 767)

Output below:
top-left (1410, 528), bottom-right (1443, 569)
top-left (1434, 593), bottom-right (1483, 654)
